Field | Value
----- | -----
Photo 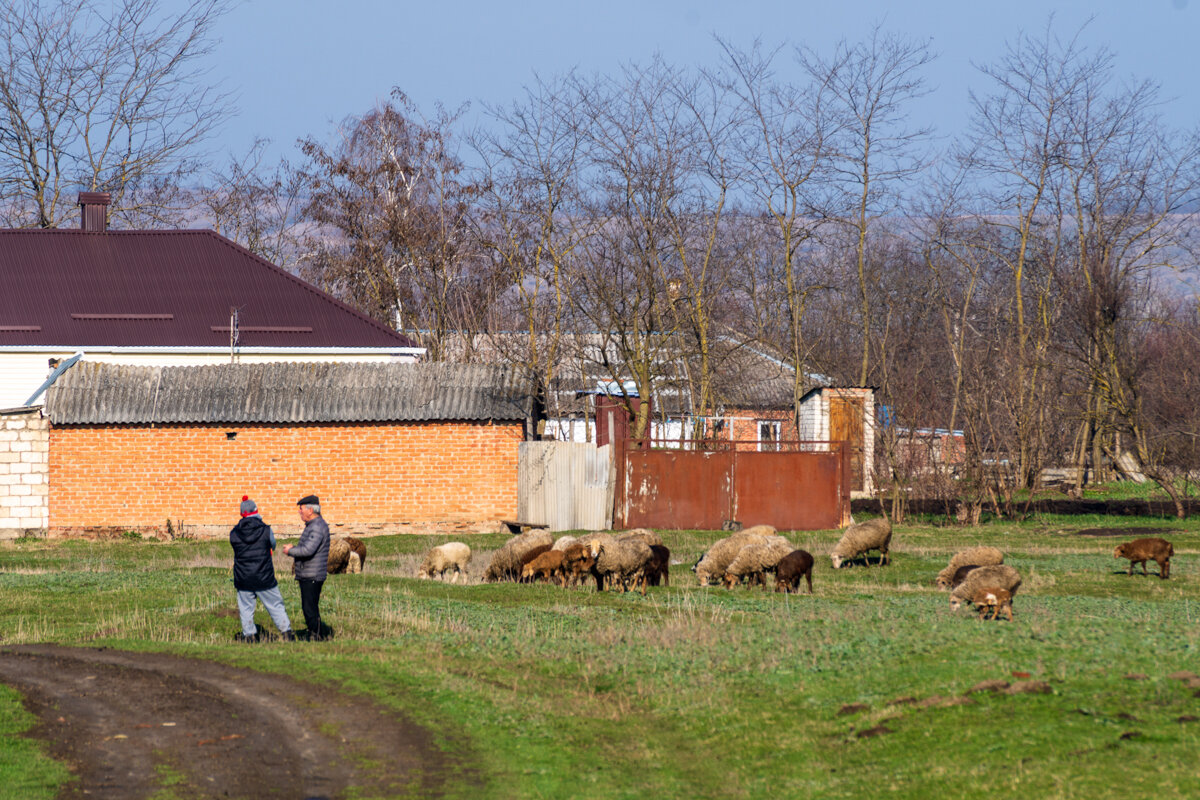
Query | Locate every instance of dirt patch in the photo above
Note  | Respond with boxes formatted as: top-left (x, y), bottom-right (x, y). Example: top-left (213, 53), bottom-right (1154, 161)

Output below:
top-left (0, 644), bottom-right (466, 799)
top-left (1074, 527), bottom-right (1179, 538)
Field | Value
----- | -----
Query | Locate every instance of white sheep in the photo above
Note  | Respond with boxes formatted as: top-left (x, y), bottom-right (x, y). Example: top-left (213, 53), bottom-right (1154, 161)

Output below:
top-left (830, 517), bottom-right (893, 569)
top-left (949, 564), bottom-right (1022, 612)
top-left (587, 537), bottom-right (654, 595)
top-left (693, 529), bottom-right (771, 586)
top-left (935, 546), bottom-right (1004, 589)
top-left (722, 535), bottom-right (796, 588)
top-left (616, 528), bottom-right (663, 547)
top-left (416, 542), bottom-right (472, 583)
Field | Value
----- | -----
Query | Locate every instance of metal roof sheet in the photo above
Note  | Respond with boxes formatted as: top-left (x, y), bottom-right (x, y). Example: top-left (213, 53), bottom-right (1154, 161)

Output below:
top-left (0, 229), bottom-right (416, 349)
top-left (44, 361), bottom-right (533, 424)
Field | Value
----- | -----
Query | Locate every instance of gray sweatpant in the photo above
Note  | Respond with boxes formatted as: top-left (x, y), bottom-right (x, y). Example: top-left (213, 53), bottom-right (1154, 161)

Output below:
top-left (236, 586), bottom-right (292, 636)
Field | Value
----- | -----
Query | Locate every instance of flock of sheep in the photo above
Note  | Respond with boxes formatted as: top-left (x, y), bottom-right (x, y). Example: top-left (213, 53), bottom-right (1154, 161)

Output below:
top-left (409, 521), bottom-right (1177, 622)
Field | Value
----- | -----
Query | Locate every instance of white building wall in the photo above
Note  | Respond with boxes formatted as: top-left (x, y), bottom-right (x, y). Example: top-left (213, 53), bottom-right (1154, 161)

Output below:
top-left (0, 408), bottom-right (48, 538)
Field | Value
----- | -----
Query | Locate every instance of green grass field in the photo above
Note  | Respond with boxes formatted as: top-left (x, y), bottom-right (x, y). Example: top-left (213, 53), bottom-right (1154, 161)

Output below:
top-left (2, 515), bottom-right (1198, 799)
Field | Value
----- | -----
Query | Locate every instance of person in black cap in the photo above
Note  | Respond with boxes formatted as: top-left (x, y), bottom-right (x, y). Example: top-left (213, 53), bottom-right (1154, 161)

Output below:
top-left (283, 494), bottom-right (332, 640)
top-left (230, 495), bottom-right (294, 642)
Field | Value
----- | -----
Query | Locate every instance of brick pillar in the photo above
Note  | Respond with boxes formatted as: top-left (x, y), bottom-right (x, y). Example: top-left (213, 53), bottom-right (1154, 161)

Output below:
top-left (0, 409), bottom-right (49, 538)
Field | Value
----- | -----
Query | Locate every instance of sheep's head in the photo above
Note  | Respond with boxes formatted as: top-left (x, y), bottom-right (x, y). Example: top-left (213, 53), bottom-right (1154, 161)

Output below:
top-left (587, 540), bottom-right (603, 558)
top-left (416, 568), bottom-right (431, 580)
top-left (949, 596), bottom-right (963, 612)
top-left (521, 563), bottom-right (536, 580)
top-left (721, 572), bottom-right (738, 590)
top-left (934, 576), bottom-right (950, 589)
top-left (830, 554), bottom-right (844, 569)
top-left (1113, 544), bottom-right (1127, 559)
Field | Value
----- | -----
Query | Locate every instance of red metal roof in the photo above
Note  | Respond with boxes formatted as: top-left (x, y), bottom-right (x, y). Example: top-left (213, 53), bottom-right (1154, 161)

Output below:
top-left (0, 228), bottom-right (417, 349)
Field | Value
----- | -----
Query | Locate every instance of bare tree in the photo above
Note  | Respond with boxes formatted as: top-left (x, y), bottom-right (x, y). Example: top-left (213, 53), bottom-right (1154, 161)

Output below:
top-left (297, 91), bottom-right (490, 357)
top-left (0, 0), bottom-right (230, 228)
top-left (802, 26), bottom-right (934, 386)
top-left (194, 139), bottom-right (305, 267)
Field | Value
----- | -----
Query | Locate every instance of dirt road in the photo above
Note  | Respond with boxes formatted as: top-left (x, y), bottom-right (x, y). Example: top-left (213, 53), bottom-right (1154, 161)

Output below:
top-left (0, 644), bottom-right (460, 799)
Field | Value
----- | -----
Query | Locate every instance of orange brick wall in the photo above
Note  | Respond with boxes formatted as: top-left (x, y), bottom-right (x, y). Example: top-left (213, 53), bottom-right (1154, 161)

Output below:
top-left (48, 421), bottom-right (522, 537)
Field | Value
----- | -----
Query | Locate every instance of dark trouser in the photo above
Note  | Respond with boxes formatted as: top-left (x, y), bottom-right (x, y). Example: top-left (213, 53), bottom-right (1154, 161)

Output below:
top-left (297, 578), bottom-right (325, 638)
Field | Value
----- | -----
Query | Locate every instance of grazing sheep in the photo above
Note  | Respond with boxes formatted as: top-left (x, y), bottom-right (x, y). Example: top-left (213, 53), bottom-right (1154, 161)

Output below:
top-left (693, 530), bottom-right (770, 586)
top-left (774, 549), bottom-right (815, 594)
top-left (1114, 537), bottom-right (1173, 579)
top-left (483, 529), bottom-right (555, 582)
top-left (560, 543), bottom-right (597, 588)
top-left (617, 528), bottom-right (663, 547)
top-left (830, 517), bottom-right (893, 569)
top-left (722, 535), bottom-right (796, 589)
top-left (948, 564), bottom-right (982, 589)
top-left (521, 549), bottom-right (567, 585)
top-left (936, 546), bottom-right (1004, 588)
top-left (416, 542), bottom-right (472, 583)
top-left (326, 536), bottom-right (367, 574)
top-left (551, 535), bottom-right (579, 551)
top-left (973, 586), bottom-right (1014, 621)
top-left (588, 537), bottom-right (654, 595)
top-left (646, 544), bottom-right (670, 587)
top-left (949, 564), bottom-right (1022, 612)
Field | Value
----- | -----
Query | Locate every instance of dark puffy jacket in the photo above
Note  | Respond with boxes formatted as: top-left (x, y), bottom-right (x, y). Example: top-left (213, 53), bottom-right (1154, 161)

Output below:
top-left (289, 514), bottom-right (330, 580)
top-left (230, 515), bottom-right (277, 591)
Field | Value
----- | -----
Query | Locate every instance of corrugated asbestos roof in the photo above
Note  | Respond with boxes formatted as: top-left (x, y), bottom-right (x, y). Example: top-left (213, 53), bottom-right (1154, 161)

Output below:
top-left (44, 361), bottom-right (533, 424)
top-left (0, 229), bottom-right (416, 348)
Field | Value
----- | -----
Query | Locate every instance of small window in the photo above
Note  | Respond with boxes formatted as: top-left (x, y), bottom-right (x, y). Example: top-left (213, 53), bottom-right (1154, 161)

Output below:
top-left (758, 421), bottom-right (781, 452)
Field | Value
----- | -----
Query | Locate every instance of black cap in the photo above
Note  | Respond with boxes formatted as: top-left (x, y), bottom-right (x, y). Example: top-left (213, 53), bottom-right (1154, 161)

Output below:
top-left (297, 494), bottom-right (319, 506)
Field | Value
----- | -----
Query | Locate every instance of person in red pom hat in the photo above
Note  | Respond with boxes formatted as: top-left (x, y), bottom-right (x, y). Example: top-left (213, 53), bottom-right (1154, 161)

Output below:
top-left (230, 495), bottom-right (294, 642)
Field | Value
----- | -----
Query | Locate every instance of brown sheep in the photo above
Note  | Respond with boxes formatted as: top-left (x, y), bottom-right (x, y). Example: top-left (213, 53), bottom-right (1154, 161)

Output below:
top-left (482, 529), bottom-right (555, 582)
top-left (973, 586), bottom-right (1013, 621)
top-left (560, 543), bottom-right (597, 588)
top-left (774, 549), bottom-right (814, 594)
top-left (1114, 537), bottom-right (1173, 579)
top-left (521, 550), bottom-right (567, 585)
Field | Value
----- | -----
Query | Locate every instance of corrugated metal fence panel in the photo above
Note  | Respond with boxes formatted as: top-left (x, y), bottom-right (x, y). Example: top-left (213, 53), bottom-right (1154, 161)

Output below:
top-left (518, 442), bottom-right (614, 532)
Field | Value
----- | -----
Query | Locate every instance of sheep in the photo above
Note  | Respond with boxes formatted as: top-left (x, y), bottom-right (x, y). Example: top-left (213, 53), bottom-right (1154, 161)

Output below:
top-left (416, 542), bottom-right (472, 583)
top-left (646, 544), bottom-right (670, 587)
top-left (830, 517), bottom-right (893, 569)
top-left (693, 530), bottom-right (770, 586)
top-left (587, 537), bottom-right (654, 595)
top-left (973, 586), bottom-right (1014, 621)
top-left (617, 528), bottom-right (663, 547)
top-left (560, 543), bottom-right (597, 588)
top-left (551, 535), bottom-right (579, 551)
top-left (935, 546), bottom-right (1004, 588)
top-left (722, 535), bottom-right (796, 589)
top-left (521, 549), bottom-right (567, 585)
top-left (482, 529), bottom-right (555, 582)
top-left (774, 549), bottom-right (815, 594)
top-left (1114, 537), bottom-right (1173, 579)
top-left (948, 564), bottom-right (982, 589)
top-left (949, 564), bottom-right (1022, 612)
top-left (326, 536), bottom-right (367, 574)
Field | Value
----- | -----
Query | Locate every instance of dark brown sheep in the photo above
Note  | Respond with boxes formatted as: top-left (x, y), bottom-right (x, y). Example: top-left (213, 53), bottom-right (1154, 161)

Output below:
top-left (517, 544), bottom-right (553, 582)
top-left (774, 549), bottom-right (814, 594)
top-left (1114, 537), bottom-right (1173, 579)
top-left (646, 545), bottom-right (670, 587)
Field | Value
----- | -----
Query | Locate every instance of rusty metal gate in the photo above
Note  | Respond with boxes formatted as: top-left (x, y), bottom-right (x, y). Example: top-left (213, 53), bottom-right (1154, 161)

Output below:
top-left (614, 440), bottom-right (851, 531)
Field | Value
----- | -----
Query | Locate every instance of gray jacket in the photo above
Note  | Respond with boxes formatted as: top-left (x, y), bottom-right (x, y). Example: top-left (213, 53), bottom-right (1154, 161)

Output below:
top-left (289, 514), bottom-right (330, 580)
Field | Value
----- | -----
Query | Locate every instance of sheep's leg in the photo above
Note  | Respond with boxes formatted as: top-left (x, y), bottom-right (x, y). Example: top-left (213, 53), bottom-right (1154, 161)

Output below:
top-left (805, 570), bottom-right (813, 594)
top-left (1158, 558), bottom-right (1170, 579)
top-left (1140, 560), bottom-right (1149, 576)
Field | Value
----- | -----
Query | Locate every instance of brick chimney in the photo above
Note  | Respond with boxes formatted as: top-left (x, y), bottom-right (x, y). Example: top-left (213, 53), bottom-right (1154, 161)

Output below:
top-left (78, 192), bottom-right (111, 232)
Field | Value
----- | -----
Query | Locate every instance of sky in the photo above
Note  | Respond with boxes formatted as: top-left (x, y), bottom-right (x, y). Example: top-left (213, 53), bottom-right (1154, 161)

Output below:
top-left (192, 0), bottom-right (1197, 165)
